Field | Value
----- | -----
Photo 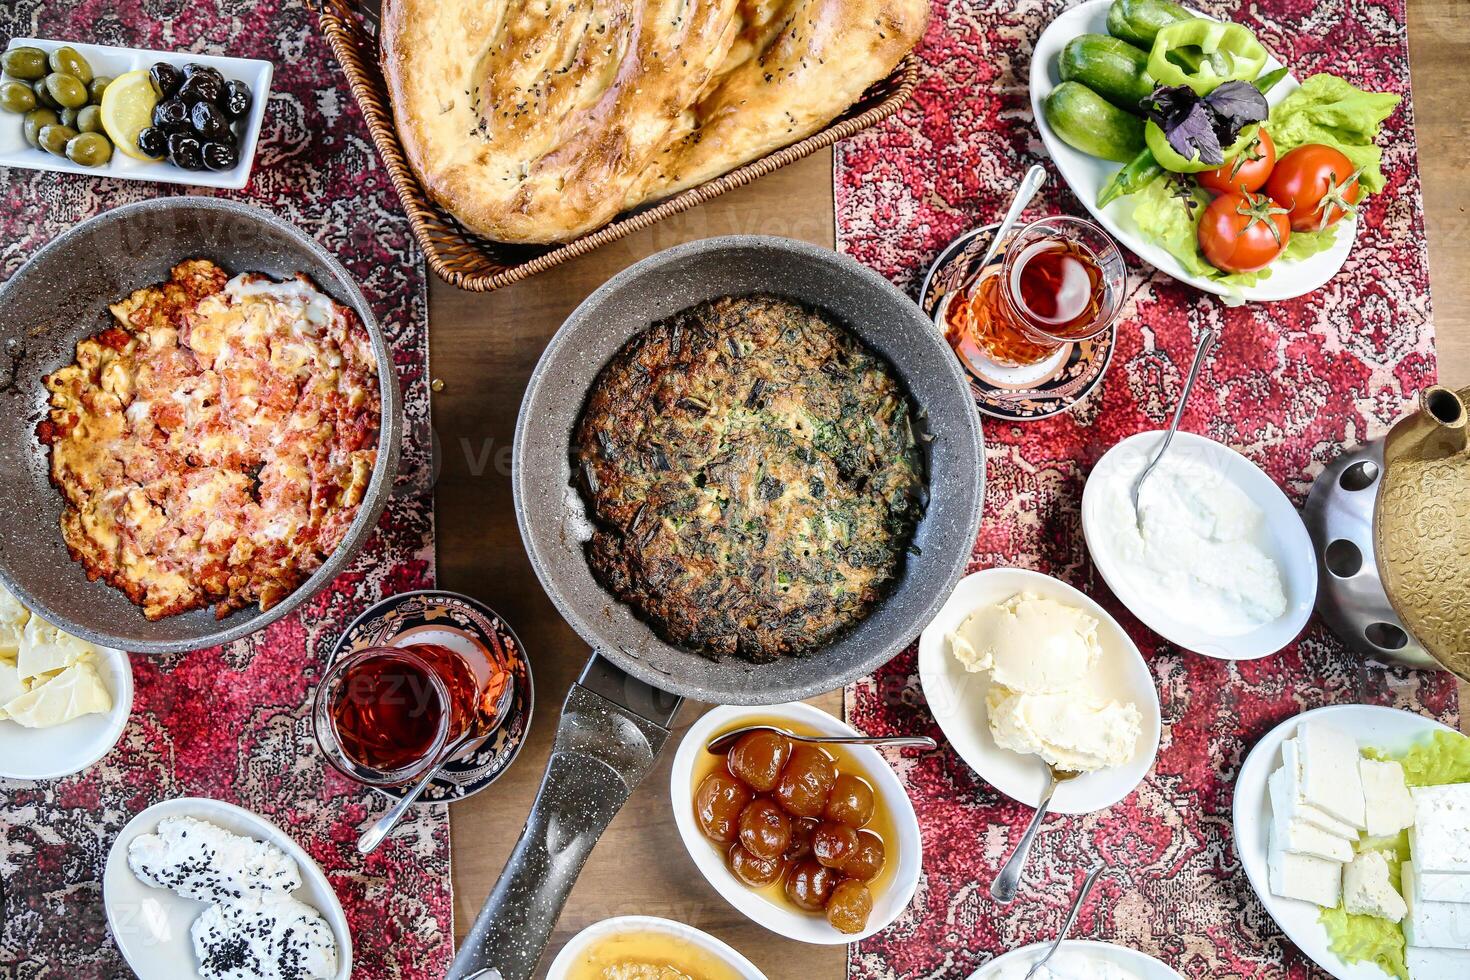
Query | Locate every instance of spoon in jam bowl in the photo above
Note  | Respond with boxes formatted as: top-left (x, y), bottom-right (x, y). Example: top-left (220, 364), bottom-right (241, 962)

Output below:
top-left (706, 725), bottom-right (937, 755)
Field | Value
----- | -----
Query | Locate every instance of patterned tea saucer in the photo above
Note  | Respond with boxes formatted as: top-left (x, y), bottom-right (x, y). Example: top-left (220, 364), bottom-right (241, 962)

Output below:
top-left (920, 222), bottom-right (1114, 421)
top-left (328, 589), bottom-right (534, 804)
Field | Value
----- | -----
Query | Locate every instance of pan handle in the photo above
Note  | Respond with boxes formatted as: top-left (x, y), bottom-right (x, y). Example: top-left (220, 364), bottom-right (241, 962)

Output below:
top-left (447, 668), bottom-right (677, 980)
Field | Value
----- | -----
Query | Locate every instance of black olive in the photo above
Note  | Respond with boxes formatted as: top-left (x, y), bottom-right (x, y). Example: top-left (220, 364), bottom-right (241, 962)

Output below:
top-left (190, 100), bottom-right (228, 141)
top-left (149, 62), bottom-right (182, 99)
top-left (183, 63), bottom-right (225, 88)
top-left (136, 126), bottom-right (168, 158)
top-left (201, 141), bottom-right (238, 171)
top-left (219, 79), bottom-right (252, 121)
top-left (153, 97), bottom-right (190, 132)
top-left (177, 73), bottom-right (220, 106)
top-left (167, 132), bottom-right (204, 170)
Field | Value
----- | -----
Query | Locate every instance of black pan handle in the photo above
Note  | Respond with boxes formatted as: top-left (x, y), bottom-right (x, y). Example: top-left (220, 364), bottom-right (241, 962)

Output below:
top-left (447, 660), bottom-right (678, 980)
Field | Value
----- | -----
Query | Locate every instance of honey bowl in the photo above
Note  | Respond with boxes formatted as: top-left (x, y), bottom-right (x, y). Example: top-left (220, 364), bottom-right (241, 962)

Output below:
top-left (670, 702), bottom-right (923, 945)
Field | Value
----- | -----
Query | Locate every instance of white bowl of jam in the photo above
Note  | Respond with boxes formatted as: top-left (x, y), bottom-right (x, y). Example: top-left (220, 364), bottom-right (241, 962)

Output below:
top-left (547, 915), bottom-right (766, 980)
top-left (670, 702), bottom-right (923, 945)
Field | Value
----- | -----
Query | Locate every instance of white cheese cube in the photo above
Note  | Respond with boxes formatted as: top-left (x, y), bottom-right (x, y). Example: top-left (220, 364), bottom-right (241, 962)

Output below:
top-left (1404, 862), bottom-right (1470, 950)
top-left (1272, 782), bottom-right (1356, 862)
top-left (1410, 785), bottom-right (1470, 876)
top-left (1267, 822), bottom-right (1341, 907)
top-left (1298, 721), bottom-right (1368, 830)
top-left (1407, 946), bottom-right (1470, 980)
top-left (1361, 758), bottom-right (1416, 838)
top-left (1343, 850), bottom-right (1407, 923)
top-left (1279, 740), bottom-right (1359, 839)
top-left (16, 615), bottom-right (96, 681)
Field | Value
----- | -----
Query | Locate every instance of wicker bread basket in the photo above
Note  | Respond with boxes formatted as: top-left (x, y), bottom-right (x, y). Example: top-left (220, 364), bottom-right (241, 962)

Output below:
top-left (317, 0), bottom-right (921, 292)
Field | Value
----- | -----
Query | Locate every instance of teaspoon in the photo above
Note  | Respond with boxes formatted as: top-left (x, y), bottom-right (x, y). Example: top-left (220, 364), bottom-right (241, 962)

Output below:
top-left (1129, 325), bottom-right (1219, 521)
top-left (706, 724), bottom-right (936, 755)
top-left (358, 728), bottom-right (479, 855)
top-left (990, 761), bottom-right (1080, 904)
top-left (1023, 863), bottom-right (1105, 979)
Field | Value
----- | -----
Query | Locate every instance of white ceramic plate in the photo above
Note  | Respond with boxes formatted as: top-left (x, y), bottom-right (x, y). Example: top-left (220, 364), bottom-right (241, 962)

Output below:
top-left (1, 38), bottom-right (272, 189)
top-left (670, 702), bottom-right (922, 945)
top-left (547, 915), bottom-right (767, 980)
top-left (1233, 704), bottom-right (1458, 980)
top-left (968, 939), bottom-right (1185, 979)
top-left (103, 796), bottom-right (353, 980)
top-left (917, 567), bottom-right (1161, 814)
top-left (0, 645), bottom-right (132, 780)
top-left (1029, 0), bottom-right (1356, 301)
top-left (1081, 430), bottom-right (1318, 660)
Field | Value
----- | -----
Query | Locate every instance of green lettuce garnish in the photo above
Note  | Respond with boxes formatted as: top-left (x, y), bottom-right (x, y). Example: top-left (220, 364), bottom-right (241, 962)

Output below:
top-left (1129, 176), bottom-right (1338, 288)
top-left (1319, 729), bottom-right (1470, 980)
top-left (1267, 74), bottom-right (1402, 194)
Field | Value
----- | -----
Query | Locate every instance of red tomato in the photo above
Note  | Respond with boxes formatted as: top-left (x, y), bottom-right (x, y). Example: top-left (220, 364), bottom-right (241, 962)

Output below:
top-left (1264, 144), bottom-right (1362, 231)
top-left (1197, 129), bottom-right (1277, 195)
top-left (1198, 191), bottom-right (1292, 274)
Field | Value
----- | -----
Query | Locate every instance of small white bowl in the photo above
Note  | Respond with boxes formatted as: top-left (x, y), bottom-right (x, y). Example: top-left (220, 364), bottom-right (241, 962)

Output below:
top-left (0, 645), bottom-right (132, 780)
top-left (103, 796), bottom-right (353, 980)
top-left (670, 702), bottom-right (922, 945)
top-left (1081, 431), bottom-right (1318, 660)
top-left (916, 567), bottom-right (1161, 814)
top-left (547, 915), bottom-right (767, 980)
top-left (968, 939), bottom-right (1184, 979)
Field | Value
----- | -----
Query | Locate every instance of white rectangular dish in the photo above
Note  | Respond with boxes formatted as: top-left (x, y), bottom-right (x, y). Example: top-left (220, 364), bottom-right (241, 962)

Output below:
top-left (0, 38), bottom-right (272, 189)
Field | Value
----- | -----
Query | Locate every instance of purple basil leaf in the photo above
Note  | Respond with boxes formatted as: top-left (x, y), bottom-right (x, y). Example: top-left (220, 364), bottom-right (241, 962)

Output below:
top-left (1204, 80), bottom-right (1269, 137)
top-left (1167, 101), bottom-right (1226, 165)
top-left (1140, 85), bottom-right (1201, 130)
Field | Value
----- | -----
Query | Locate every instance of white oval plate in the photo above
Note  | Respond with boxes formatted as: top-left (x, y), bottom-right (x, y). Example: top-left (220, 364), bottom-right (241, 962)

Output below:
top-left (0, 645), bottom-right (132, 780)
top-left (1029, 0), bottom-right (1355, 301)
top-left (547, 915), bottom-right (767, 980)
top-left (1233, 704), bottom-right (1458, 980)
top-left (1081, 430), bottom-right (1318, 660)
top-left (917, 567), bottom-right (1161, 814)
top-left (670, 702), bottom-right (922, 945)
top-left (1, 38), bottom-right (272, 190)
top-left (103, 796), bottom-right (353, 980)
top-left (968, 939), bottom-right (1185, 979)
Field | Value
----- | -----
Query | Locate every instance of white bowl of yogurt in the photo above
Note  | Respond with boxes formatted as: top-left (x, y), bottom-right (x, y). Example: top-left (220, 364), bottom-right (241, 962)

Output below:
top-left (1081, 431), bottom-right (1317, 660)
top-left (967, 939), bottom-right (1183, 979)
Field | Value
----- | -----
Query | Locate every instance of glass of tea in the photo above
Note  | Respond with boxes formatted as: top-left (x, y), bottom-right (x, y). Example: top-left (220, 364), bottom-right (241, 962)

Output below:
top-left (313, 640), bottom-right (513, 787)
top-left (945, 216), bottom-right (1126, 369)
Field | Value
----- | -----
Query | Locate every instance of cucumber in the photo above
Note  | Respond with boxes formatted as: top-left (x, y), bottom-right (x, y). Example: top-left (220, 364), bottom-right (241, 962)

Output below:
top-left (1044, 81), bottom-right (1146, 163)
top-left (1106, 0), bottom-right (1194, 50)
top-left (1058, 34), bottom-right (1155, 112)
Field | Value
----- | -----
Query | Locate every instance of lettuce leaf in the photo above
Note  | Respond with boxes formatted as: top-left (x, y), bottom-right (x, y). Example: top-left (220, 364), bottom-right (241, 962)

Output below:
top-left (1129, 176), bottom-right (1338, 289)
top-left (1267, 74), bottom-right (1401, 193)
top-left (1320, 730), bottom-right (1470, 979)
top-left (1366, 729), bottom-right (1470, 786)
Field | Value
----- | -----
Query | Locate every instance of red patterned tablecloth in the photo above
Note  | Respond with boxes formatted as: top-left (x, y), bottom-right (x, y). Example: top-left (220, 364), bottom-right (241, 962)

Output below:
top-left (838, 1), bottom-right (1455, 977)
top-left (0, 2), bottom-right (450, 977)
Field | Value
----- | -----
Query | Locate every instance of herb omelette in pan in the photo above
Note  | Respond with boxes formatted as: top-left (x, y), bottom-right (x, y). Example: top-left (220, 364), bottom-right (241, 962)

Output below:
top-left (572, 294), bottom-right (926, 662)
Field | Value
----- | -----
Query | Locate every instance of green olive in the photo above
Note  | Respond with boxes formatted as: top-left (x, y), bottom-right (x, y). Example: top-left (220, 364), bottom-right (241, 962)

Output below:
top-left (59, 105), bottom-right (79, 128)
top-left (0, 81), bottom-right (37, 114)
top-left (87, 75), bottom-right (112, 103)
top-left (1, 46), bottom-right (48, 81)
top-left (65, 131), bottom-right (112, 167)
top-left (37, 123), bottom-right (77, 157)
top-left (47, 46), bottom-right (93, 83)
top-left (32, 79), bottom-right (59, 110)
top-left (44, 72), bottom-right (88, 109)
top-left (22, 108), bottom-right (59, 148)
top-left (75, 104), bottom-right (103, 134)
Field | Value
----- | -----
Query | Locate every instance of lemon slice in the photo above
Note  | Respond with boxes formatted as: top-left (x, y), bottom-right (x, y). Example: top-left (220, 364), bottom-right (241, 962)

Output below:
top-left (101, 69), bottom-right (161, 161)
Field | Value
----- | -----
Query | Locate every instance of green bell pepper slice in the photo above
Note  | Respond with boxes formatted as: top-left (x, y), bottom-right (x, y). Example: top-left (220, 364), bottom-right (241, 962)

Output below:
top-left (1148, 19), bottom-right (1268, 96)
top-left (1145, 120), bottom-right (1262, 173)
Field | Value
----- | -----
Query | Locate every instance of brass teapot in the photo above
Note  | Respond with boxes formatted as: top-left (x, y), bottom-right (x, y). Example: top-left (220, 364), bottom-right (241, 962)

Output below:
top-left (1305, 385), bottom-right (1470, 681)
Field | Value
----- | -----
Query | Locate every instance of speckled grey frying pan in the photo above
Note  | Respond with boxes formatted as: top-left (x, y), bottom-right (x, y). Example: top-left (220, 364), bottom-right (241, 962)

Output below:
top-left (451, 237), bottom-right (984, 980)
top-left (0, 197), bottom-right (402, 654)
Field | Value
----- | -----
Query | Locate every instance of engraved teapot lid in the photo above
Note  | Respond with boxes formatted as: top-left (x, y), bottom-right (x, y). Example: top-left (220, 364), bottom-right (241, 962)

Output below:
top-left (1375, 385), bottom-right (1470, 681)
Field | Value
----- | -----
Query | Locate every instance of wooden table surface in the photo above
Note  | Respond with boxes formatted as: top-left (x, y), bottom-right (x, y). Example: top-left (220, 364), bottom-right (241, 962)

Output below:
top-left (429, 2), bottom-right (1470, 974)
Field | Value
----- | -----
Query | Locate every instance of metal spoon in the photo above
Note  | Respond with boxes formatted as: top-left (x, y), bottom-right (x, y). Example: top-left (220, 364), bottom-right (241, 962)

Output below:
top-left (1023, 863), bottom-right (1105, 979)
top-left (957, 163), bottom-right (1049, 294)
top-left (1129, 325), bottom-right (1220, 519)
top-left (990, 761), bottom-right (1080, 904)
top-left (358, 728), bottom-right (478, 855)
top-left (706, 725), bottom-right (936, 755)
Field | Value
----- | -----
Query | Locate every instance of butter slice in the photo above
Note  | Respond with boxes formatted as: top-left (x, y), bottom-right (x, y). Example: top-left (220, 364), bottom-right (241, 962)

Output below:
top-left (0, 583), bottom-right (29, 657)
top-left (3, 659), bottom-right (111, 728)
top-left (0, 657), bottom-right (27, 722)
top-left (16, 615), bottom-right (97, 682)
